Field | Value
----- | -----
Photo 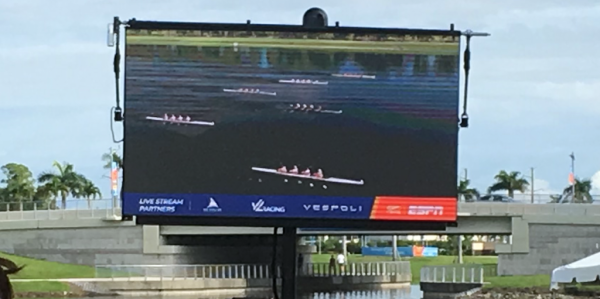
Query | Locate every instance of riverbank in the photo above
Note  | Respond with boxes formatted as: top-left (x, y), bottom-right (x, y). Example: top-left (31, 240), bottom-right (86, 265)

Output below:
top-left (471, 287), bottom-right (600, 299)
top-left (3, 251), bottom-right (556, 297)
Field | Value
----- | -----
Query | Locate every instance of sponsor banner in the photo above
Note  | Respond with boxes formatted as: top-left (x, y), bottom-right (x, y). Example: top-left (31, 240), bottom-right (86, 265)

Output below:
top-left (123, 193), bottom-right (373, 219)
top-left (361, 246), bottom-right (438, 257)
top-left (123, 193), bottom-right (456, 221)
top-left (370, 196), bottom-right (457, 221)
top-left (110, 161), bottom-right (119, 197)
top-left (421, 246), bottom-right (439, 257)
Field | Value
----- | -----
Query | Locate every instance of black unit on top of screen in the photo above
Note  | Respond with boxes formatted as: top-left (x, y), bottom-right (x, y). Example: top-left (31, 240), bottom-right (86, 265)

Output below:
top-left (106, 8), bottom-right (489, 145)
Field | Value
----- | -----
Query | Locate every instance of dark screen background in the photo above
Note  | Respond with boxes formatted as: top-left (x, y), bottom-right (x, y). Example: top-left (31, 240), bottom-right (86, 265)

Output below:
top-left (123, 29), bottom-right (460, 198)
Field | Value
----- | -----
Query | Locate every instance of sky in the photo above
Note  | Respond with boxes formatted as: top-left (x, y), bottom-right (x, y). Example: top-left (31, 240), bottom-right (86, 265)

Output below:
top-left (1, 0), bottom-right (599, 203)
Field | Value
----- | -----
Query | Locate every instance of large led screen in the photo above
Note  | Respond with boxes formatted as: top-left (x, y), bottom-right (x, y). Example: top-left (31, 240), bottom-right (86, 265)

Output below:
top-left (122, 25), bottom-right (460, 223)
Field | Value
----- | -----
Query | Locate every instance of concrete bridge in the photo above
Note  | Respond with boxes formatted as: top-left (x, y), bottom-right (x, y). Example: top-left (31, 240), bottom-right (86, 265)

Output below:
top-left (1, 200), bottom-right (600, 276)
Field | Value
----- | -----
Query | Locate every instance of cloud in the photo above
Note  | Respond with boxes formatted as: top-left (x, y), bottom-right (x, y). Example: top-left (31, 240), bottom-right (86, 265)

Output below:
top-left (1, 0), bottom-right (600, 201)
top-left (592, 171), bottom-right (600, 193)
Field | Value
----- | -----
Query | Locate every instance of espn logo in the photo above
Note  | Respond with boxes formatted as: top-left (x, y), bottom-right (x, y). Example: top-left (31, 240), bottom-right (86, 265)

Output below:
top-left (407, 205), bottom-right (444, 216)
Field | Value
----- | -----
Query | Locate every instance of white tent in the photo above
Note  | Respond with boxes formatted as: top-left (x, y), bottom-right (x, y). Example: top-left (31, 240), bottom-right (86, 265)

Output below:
top-left (550, 251), bottom-right (600, 290)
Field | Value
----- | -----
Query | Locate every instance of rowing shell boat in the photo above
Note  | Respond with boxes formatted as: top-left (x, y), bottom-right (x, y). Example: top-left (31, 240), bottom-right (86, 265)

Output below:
top-left (287, 109), bottom-right (342, 114)
top-left (331, 73), bottom-right (376, 79)
top-left (251, 167), bottom-right (364, 186)
top-left (278, 79), bottom-right (329, 85)
top-left (146, 116), bottom-right (215, 126)
top-left (223, 88), bottom-right (277, 96)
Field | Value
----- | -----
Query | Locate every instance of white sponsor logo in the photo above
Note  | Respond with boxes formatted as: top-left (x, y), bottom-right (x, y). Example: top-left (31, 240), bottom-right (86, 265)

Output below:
top-left (303, 204), bottom-right (363, 212)
top-left (252, 199), bottom-right (286, 213)
top-left (386, 205), bottom-right (402, 214)
top-left (407, 205), bottom-right (444, 216)
top-left (203, 197), bottom-right (222, 212)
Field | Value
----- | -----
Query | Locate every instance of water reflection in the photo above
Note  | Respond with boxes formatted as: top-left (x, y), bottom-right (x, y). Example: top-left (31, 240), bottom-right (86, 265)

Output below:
top-left (45, 286), bottom-right (422, 299)
top-left (306, 286), bottom-right (420, 299)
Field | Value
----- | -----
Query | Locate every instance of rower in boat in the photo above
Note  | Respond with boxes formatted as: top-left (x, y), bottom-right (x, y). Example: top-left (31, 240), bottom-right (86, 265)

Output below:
top-left (314, 106), bottom-right (322, 112)
top-left (170, 115), bottom-right (177, 121)
top-left (277, 166), bottom-right (288, 173)
top-left (177, 115), bottom-right (184, 121)
top-left (300, 168), bottom-right (311, 175)
top-left (308, 105), bottom-right (315, 112)
top-left (289, 165), bottom-right (299, 174)
top-left (185, 116), bottom-right (191, 122)
top-left (313, 169), bottom-right (324, 178)
top-left (163, 113), bottom-right (169, 120)
top-left (300, 104), bottom-right (308, 111)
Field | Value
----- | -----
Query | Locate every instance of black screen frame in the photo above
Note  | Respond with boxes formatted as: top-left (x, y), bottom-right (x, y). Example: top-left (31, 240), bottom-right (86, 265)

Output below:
top-left (122, 19), bottom-right (460, 230)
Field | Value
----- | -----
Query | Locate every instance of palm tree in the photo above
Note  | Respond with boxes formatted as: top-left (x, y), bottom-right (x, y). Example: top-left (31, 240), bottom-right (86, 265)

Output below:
top-left (37, 161), bottom-right (85, 209)
top-left (562, 178), bottom-right (594, 203)
top-left (78, 179), bottom-right (102, 209)
top-left (458, 179), bottom-right (479, 202)
top-left (488, 170), bottom-right (529, 198)
top-left (33, 184), bottom-right (58, 210)
top-left (102, 152), bottom-right (123, 170)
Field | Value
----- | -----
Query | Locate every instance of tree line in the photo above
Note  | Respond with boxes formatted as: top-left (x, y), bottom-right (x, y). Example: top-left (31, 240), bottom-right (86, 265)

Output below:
top-left (0, 152), bottom-right (122, 210)
top-left (1, 152), bottom-right (595, 210)
top-left (458, 170), bottom-right (596, 203)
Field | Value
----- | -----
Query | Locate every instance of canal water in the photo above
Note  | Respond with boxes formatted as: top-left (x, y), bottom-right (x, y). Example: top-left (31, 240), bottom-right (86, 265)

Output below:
top-left (37, 285), bottom-right (422, 299)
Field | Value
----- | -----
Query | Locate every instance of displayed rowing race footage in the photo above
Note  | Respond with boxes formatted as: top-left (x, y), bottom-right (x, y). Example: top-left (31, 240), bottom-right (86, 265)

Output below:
top-left (122, 27), bottom-right (460, 222)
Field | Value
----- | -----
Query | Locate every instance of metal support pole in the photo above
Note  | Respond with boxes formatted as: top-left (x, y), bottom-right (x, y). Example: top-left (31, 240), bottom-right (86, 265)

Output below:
top-left (281, 227), bottom-right (297, 299)
top-left (570, 152), bottom-right (576, 201)
top-left (392, 235), bottom-right (398, 261)
top-left (530, 167), bottom-right (535, 203)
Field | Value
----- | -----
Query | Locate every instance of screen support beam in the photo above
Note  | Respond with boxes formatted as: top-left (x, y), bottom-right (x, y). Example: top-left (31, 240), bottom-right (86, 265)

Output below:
top-left (281, 227), bottom-right (298, 299)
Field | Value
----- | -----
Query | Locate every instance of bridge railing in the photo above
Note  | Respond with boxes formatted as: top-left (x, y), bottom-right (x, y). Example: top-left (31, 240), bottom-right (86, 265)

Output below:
top-left (94, 261), bottom-right (411, 281)
top-left (458, 202), bottom-right (600, 216)
top-left (0, 199), bottom-right (120, 221)
top-left (420, 264), bottom-right (484, 284)
top-left (4, 199), bottom-right (600, 222)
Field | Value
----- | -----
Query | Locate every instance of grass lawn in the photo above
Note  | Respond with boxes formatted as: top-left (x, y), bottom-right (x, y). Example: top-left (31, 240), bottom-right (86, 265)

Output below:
top-left (0, 252), bottom-right (97, 293)
top-left (486, 275), bottom-right (550, 288)
top-left (12, 281), bottom-right (70, 293)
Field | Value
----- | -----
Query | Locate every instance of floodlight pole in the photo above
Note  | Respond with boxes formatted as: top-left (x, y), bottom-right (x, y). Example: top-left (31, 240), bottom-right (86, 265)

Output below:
top-left (459, 29), bottom-right (491, 128)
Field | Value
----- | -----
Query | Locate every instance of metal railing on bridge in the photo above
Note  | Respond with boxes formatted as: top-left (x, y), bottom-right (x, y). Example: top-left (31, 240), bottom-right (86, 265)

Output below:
top-left (420, 264), bottom-right (485, 284)
top-left (94, 261), bottom-right (411, 281)
top-left (3, 198), bottom-right (600, 222)
top-left (0, 199), bottom-right (120, 221)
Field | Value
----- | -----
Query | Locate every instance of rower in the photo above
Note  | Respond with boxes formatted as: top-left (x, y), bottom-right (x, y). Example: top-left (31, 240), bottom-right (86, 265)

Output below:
top-left (294, 103), bottom-right (301, 110)
top-left (301, 104), bottom-right (308, 111)
top-left (300, 168), bottom-right (311, 175)
top-left (177, 115), bottom-right (184, 121)
top-left (163, 114), bottom-right (169, 120)
top-left (315, 106), bottom-right (322, 112)
top-left (313, 169), bottom-right (324, 178)
top-left (289, 165), bottom-right (299, 174)
top-left (185, 116), bottom-right (191, 122)
top-left (277, 166), bottom-right (288, 173)
top-left (170, 114), bottom-right (177, 121)
top-left (308, 105), bottom-right (314, 111)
